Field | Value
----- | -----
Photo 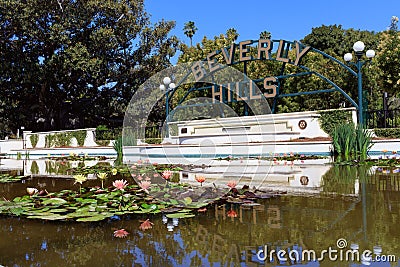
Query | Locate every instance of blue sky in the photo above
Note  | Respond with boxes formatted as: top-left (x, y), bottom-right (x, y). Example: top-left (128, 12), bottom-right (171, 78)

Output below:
top-left (145, 0), bottom-right (398, 62)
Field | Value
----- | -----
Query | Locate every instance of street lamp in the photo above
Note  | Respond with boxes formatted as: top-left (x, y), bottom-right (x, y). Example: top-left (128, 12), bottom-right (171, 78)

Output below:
top-left (20, 126), bottom-right (25, 149)
top-left (160, 77), bottom-right (176, 137)
top-left (344, 41), bottom-right (375, 125)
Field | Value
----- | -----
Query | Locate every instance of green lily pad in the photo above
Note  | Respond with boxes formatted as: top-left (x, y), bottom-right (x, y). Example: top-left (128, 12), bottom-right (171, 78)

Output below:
top-left (76, 214), bottom-right (107, 222)
top-left (42, 198), bottom-right (67, 205)
top-left (27, 214), bottom-right (68, 220)
top-left (166, 213), bottom-right (195, 219)
top-left (49, 208), bottom-right (68, 213)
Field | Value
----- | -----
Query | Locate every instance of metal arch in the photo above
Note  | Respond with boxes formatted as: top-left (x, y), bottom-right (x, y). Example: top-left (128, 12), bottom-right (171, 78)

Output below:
top-left (166, 39), bottom-right (361, 115)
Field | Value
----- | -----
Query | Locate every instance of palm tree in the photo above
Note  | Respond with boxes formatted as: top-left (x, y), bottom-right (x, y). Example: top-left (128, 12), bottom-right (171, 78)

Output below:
top-left (183, 21), bottom-right (198, 46)
top-left (259, 31), bottom-right (271, 39)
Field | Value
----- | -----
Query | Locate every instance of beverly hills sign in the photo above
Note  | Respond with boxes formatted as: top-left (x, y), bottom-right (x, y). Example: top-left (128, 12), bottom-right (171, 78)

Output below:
top-left (190, 39), bottom-right (311, 102)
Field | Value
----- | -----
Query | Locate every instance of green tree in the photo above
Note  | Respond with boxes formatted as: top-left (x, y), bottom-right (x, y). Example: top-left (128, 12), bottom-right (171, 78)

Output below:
top-left (375, 30), bottom-right (400, 96)
top-left (0, 0), bottom-right (179, 133)
top-left (183, 21), bottom-right (198, 47)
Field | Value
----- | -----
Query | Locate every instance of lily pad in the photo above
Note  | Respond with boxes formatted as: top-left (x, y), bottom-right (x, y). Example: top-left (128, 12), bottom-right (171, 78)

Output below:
top-left (166, 213), bottom-right (195, 219)
top-left (42, 198), bottom-right (67, 205)
top-left (76, 214), bottom-right (108, 222)
top-left (27, 214), bottom-right (68, 221)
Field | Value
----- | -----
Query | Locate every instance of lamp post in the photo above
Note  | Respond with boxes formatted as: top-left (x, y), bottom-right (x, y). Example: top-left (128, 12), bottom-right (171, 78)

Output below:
top-left (159, 77), bottom-right (176, 137)
top-left (20, 126), bottom-right (25, 149)
top-left (344, 41), bottom-right (375, 125)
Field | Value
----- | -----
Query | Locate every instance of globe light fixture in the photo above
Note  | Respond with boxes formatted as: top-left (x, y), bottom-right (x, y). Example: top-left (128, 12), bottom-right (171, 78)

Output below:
top-left (353, 41), bottom-right (365, 52)
top-left (343, 41), bottom-right (376, 125)
top-left (159, 76), bottom-right (176, 137)
top-left (366, 50), bottom-right (375, 58)
top-left (344, 53), bottom-right (353, 62)
top-left (163, 76), bottom-right (171, 86)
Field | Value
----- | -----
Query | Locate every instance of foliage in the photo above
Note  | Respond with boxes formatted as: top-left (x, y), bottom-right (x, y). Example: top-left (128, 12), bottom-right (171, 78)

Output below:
top-left (54, 133), bottom-right (73, 147)
top-left (375, 30), bottom-right (400, 96)
top-left (72, 130), bottom-right (87, 147)
top-left (96, 126), bottom-right (121, 141)
top-left (113, 136), bottom-right (123, 163)
top-left (29, 134), bottom-right (39, 148)
top-left (30, 161), bottom-right (39, 175)
top-left (0, 0), bottom-right (179, 133)
top-left (332, 123), bottom-right (372, 160)
top-left (95, 140), bottom-right (110, 146)
top-left (183, 21), bottom-right (198, 46)
top-left (0, 174), bottom-right (26, 183)
top-left (374, 128), bottom-right (400, 138)
top-left (145, 138), bottom-right (162, 144)
top-left (318, 109), bottom-right (353, 136)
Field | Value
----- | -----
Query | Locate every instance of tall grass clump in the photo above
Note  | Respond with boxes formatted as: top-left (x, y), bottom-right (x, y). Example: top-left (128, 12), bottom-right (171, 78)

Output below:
top-left (332, 123), bottom-right (372, 160)
top-left (113, 136), bottom-right (123, 165)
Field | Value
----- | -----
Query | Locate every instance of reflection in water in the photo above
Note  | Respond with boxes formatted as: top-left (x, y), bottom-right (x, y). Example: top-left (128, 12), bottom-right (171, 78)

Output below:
top-left (0, 164), bottom-right (400, 266)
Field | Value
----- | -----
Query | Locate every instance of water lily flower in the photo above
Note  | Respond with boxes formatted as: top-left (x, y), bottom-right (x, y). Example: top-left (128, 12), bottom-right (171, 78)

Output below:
top-left (139, 181), bottom-right (151, 192)
top-left (113, 179), bottom-right (128, 190)
top-left (227, 210), bottom-right (238, 218)
top-left (73, 174), bottom-right (87, 185)
top-left (139, 219), bottom-right (154, 231)
top-left (26, 187), bottom-right (38, 196)
top-left (97, 172), bottom-right (108, 188)
top-left (227, 180), bottom-right (237, 189)
top-left (197, 207), bottom-right (207, 212)
top-left (195, 175), bottom-right (205, 186)
top-left (111, 168), bottom-right (118, 175)
top-left (113, 229), bottom-right (129, 238)
top-left (162, 170), bottom-right (173, 180)
top-left (393, 151), bottom-right (397, 154)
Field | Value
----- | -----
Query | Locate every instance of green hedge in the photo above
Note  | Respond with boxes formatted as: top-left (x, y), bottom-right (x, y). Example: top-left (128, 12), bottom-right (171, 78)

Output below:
top-left (374, 128), bottom-right (400, 138)
top-left (145, 138), bottom-right (162, 144)
top-left (29, 134), bottom-right (39, 148)
top-left (72, 130), bottom-right (87, 146)
top-left (318, 110), bottom-right (352, 136)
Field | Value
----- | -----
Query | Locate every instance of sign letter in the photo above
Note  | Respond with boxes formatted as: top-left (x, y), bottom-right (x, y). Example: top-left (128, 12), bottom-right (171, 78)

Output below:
top-left (191, 62), bottom-right (207, 82)
top-left (294, 42), bottom-right (311, 66)
top-left (239, 40), bottom-right (252, 61)
top-left (263, 77), bottom-right (277, 98)
top-left (221, 43), bottom-right (236, 65)
top-left (276, 40), bottom-right (289, 63)
top-left (257, 39), bottom-right (272, 60)
top-left (207, 51), bottom-right (221, 72)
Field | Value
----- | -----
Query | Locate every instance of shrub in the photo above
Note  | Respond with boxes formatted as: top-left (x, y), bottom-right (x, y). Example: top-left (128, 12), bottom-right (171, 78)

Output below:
top-left (374, 128), bottom-right (400, 138)
top-left (29, 134), bottom-right (39, 148)
top-left (72, 130), bottom-right (87, 146)
top-left (145, 138), bottom-right (162, 144)
top-left (318, 110), bottom-right (352, 136)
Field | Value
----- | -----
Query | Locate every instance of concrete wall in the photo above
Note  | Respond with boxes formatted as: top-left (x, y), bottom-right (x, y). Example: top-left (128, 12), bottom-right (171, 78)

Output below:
top-left (0, 140), bottom-right (23, 154)
top-left (167, 108), bottom-right (357, 145)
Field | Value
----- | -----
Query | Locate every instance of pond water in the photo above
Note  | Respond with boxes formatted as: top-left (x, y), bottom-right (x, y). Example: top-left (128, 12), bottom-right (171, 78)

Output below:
top-left (0, 160), bottom-right (400, 266)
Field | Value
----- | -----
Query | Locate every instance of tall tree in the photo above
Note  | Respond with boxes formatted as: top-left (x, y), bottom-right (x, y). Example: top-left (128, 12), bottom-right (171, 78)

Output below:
top-left (183, 21), bottom-right (198, 47)
top-left (0, 0), bottom-right (179, 133)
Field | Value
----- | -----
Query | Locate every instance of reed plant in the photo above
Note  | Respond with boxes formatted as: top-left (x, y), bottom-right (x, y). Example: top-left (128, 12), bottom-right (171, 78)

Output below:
top-left (332, 123), bottom-right (372, 160)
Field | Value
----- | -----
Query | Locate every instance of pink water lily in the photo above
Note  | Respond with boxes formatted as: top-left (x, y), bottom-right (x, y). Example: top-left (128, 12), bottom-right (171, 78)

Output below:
top-left (139, 219), bottom-right (154, 231)
top-left (139, 181), bottom-right (151, 191)
top-left (227, 180), bottom-right (237, 189)
top-left (113, 229), bottom-right (129, 238)
top-left (113, 179), bottom-right (128, 190)
top-left (162, 170), bottom-right (173, 180)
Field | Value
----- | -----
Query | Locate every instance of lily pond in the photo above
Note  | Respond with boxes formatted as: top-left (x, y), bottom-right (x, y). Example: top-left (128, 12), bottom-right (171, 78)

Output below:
top-left (0, 157), bottom-right (400, 266)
